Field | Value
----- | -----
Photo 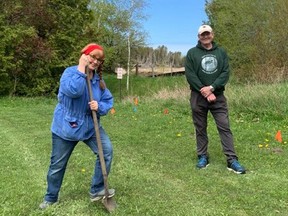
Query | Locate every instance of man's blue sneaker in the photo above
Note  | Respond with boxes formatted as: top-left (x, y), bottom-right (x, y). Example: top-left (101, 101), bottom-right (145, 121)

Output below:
top-left (196, 155), bottom-right (209, 169)
top-left (90, 188), bottom-right (115, 202)
top-left (227, 160), bottom-right (246, 174)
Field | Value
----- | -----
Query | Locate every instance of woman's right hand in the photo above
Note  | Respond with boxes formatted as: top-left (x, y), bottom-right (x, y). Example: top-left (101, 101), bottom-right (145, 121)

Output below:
top-left (77, 54), bottom-right (89, 73)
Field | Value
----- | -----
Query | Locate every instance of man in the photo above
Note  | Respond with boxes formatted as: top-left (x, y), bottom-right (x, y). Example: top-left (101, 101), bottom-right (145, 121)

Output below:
top-left (185, 24), bottom-right (246, 174)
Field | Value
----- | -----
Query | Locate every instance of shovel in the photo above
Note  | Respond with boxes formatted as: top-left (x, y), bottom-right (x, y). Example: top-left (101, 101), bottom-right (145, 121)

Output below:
top-left (85, 66), bottom-right (117, 213)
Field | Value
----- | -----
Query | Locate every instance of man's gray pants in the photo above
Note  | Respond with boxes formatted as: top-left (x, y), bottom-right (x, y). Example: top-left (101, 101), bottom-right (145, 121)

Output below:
top-left (190, 91), bottom-right (238, 163)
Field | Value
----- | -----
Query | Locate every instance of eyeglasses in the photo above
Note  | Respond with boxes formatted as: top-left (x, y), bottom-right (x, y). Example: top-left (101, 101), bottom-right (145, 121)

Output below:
top-left (89, 54), bottom-right (104, 64)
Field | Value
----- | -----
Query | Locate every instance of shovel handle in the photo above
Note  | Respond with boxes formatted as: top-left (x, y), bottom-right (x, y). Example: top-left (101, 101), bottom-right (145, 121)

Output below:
top-left (85, 66), bottom-right (109, 197)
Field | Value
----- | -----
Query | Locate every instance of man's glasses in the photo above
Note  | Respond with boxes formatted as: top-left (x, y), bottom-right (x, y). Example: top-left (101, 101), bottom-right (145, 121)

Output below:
top-left (89, 54), bottom-right (104, 64)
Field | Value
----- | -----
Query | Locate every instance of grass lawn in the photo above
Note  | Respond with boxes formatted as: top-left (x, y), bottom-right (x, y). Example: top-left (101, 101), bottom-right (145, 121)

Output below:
top-left (1, 76), bottom-right (288, 215)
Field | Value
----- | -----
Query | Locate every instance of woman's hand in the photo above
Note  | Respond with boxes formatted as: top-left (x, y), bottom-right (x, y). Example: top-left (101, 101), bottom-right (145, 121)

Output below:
top-left (77, 54), bottom-right (89, 73)
top-left (89, 100), bottom-right (99, 111)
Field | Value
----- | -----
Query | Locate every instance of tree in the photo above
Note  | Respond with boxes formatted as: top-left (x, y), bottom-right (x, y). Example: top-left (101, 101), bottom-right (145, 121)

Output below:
top-left (114, 0), bottom-right (148, 91)
top-left (89, 0), bottom-right (147, 89)
top-left (0, 0), bottom-right (93, 96)
top-left (0, 0), bottom-right (185, 96)
top-left (205, 0), bottom-right (288, 82)
top-left (0, 0), bottom-right (53, 96)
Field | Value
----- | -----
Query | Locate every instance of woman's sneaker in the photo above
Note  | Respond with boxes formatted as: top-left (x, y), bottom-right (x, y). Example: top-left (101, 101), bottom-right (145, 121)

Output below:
top-left (39, 200), bottom-right (56, 210)
top-left (227, 160), bottom-right (246, 174)
top-left (90, 188), bottom-right (115, 202)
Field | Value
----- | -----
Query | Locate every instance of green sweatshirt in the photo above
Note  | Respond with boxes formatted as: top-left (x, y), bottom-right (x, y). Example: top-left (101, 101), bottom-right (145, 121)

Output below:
top-left (185, 41), bottom-right (230, 95)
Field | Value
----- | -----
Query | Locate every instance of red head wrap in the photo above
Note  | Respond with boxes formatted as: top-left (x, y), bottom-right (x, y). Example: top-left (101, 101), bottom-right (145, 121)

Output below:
top-left (82, 44), bottom-right (104, 55)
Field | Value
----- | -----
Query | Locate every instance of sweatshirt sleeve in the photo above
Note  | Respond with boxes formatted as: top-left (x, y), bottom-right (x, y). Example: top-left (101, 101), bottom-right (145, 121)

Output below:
top-left (211, 49), bottom-right (230, 90)
top-left (59, 67), bottom-right (87, 98)
top-left (185, 50), bottom-right (204, 92)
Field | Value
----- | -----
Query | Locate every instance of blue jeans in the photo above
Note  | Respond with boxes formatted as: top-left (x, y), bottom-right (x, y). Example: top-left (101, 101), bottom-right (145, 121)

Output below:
top-left (44, 128), bottom-right (113, 202)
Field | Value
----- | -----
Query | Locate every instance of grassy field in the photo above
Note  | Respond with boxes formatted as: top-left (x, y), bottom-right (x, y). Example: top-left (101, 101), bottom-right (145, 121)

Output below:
top-left (1, 75), bottom-right (288, 216)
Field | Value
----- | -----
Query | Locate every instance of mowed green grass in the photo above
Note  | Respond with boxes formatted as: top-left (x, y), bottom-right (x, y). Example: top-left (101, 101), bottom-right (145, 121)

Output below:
top-left (1, 76), bottom-right (288, 216)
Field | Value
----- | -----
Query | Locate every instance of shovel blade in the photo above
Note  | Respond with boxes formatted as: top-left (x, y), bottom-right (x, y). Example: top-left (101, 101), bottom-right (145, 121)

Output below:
top-left (102, 197), bottom-right (117, 213)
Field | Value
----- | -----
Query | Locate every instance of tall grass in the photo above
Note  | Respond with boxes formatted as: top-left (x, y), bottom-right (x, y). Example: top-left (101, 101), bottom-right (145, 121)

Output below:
top-left (105, 74), bottom-right (188, 102)
top-left (1, 76), bottom-right (288, 215)
top-left (227, 82), bottom-right (288, 121)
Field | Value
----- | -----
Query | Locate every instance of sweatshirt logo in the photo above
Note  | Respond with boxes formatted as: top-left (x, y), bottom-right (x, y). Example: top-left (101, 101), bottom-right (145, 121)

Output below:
top-left (201, 54), bottom-right (218, 74)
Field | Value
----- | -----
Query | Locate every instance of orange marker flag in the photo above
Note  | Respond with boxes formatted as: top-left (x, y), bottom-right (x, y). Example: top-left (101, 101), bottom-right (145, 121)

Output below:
top-left (133, 97), bottom-right (139, 106)
top-left (275, 130), bottom-right (282, 143)
top-left (163, 108), bottom-right (169, 114)
top-left (110, 107), bottom-right (116, 115)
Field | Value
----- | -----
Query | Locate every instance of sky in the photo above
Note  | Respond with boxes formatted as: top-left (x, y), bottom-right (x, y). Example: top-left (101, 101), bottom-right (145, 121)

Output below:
top-left (143, 0), bottom-right (208, 55)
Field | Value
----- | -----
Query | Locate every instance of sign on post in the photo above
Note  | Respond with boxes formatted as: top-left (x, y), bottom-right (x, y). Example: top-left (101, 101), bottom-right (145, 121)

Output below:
top-left (115, 67), bottom-right (123, 102)
top-left (116, 67), bottom-right (123, 79)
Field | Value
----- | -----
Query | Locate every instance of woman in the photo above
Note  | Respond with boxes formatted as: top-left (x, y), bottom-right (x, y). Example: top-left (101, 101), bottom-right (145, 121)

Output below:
top-left (39, 43), bottom-right (115, 209)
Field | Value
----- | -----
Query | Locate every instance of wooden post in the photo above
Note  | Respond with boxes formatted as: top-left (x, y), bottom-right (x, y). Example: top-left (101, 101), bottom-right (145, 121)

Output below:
top-left (135, 63), bottom-right (141, 76)
top-left (135, 64), bottom-right (139, 76)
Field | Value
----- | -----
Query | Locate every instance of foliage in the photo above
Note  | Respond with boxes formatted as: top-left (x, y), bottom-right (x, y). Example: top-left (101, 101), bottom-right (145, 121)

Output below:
top-left (3, 0), bottom-right (288, 96)
top-left (0, 0), bottom-right (151, 96)
top-left (205, 0), bottom-right (288, 83)
top-left (0, 0), bottom-right (93, 96)
top-left (1, 80), bottom-right (288, 215)
top-left (0, 0), bottom-right (185, 97)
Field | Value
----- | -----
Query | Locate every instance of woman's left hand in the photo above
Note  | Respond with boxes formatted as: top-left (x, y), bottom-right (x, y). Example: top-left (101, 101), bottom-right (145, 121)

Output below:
top-left (89, 100), bottom-right (99, 111)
